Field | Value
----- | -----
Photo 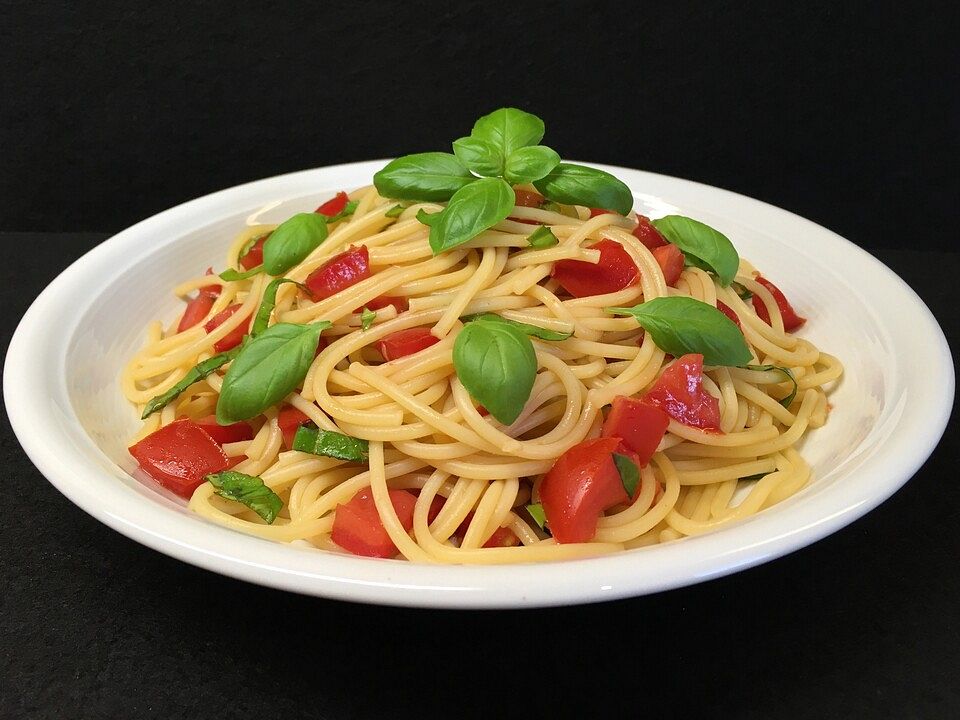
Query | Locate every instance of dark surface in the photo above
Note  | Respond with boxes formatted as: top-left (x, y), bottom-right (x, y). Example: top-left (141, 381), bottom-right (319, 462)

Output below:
top-left (3, 1), bottom-right (958, 251)
top-left (0, 233), bottom-right (957, 719)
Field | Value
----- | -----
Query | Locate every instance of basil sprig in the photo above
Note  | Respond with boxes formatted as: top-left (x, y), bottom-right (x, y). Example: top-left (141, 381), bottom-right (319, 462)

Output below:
top-left (504, 145), bottom-right (560, 185)
top-left (292, 426), bottom-right (369, 463)
top-left (452, 136), bottom-right (504, 178)
top-left (526, 503), bottom-right (547, 530)
top-left (463, 312), bottom-right (572, 341)
top-left (216, 322), bottom-right (328, 424)
top-left (141, 348), bottom-right (240, 419)
top-left (471, 107), bottom-right (545, 158)
top-left (220, 266), bottom-right (264, 281)
top-left (534, 163), bottom-right (634, 215)
top-left (651, 216), bottom-right (739, 287)
top-left (744, 364), bottom-right (798, 408)
top-left (527, 226), bottom-right (558, 248)
top-left (206, 471), bottom-right (283, 524)
top-left (608, 296), bottom-right (752, 367)
top-left (374, 152), bottom-right (476, 202)
top-left (613, 453), bottom-right (639, 497)
top-left (262, 213), bottom-right (328, 276)
top-left (452, 317), bottom-right (537, 425)
top-left (252, 278), bottom-right (308, 336)
top-left (423, 178), bottom-right (515, 254)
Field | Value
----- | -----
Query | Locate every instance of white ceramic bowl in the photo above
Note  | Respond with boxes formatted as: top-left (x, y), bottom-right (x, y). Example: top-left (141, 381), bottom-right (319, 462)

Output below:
top-left (5, 161), bottom-right (953, 608)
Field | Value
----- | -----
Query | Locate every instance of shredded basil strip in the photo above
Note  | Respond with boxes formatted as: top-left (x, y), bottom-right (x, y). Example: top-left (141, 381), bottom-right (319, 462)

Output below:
top-left (731, 282), bottom-right (753, 300)
top-left (526, 503), bottom-right (547, 530)
top-left (292, 426), bottom-right (369, 463)
top-left (743, 364), bottom-right (799, 408)
top-left (385, 204), bottom-right (405, 218)
top-left (527, 226), bottom-right (559, 248)
top-left (220, 266), bottom-right (264, 281)
top-left (612, 453), bottom-right (639, 497)
top-left (360, 307), bottom-right (376, 331)
top-left (462, 312), bottom-right (572, 341)
top-left (322, 200), bottom-right (359, 224)
top-left (252, 278), bottom-right (308, 336)
top-left (141, 348), bottom-right (240, 419)
top-left (741, 472), bottom-right (769, 482)
top-left (206, 471), bottom-right (283, 524)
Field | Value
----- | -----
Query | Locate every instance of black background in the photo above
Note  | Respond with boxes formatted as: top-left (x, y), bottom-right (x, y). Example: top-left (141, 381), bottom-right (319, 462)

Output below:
top-left (2, 2), bottom-right (958, 718)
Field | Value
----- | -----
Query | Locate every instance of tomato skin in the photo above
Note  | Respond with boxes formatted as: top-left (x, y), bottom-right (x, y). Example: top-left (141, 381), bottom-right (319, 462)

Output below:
top-left (305, 246), bottom-right (371, 301)
top-left (601, 397), bottom-right (669, 466)
top-left (652, 244), bottom-right (684, 286)
top-left (239, 234), bottom-right (268, 270)
top-left (717, 300), bottom-right (742, 330)
top-left (632, 215), bottom-right (668, 250)
top-left (278, 405), bottom-right (311, 450)
top-left (539, 437), bottom-right (630, 543)
top-left (195, 415), bottom-right (253, 445)
top-left (589, 207), bottom-right (613, 218)
top-left (204, 303), bottom-right (248, 353)
top-left (177, 292), bottom-right (216, 332)
top-left (129, 419), bottom-right (230, 498)
top-left (357, 295), bottom-right (409, 313)
top-left (752, 275), bottom-right (806, 331)
top-left (376, 327), bottom-right (440, 361)
top-left (315, 191), bottom-right (349, 217)
top-left (552, 239), bottom-right (640, 298)
top-left (644, 354), bottom-right (722, 431)
top-left (514, 189), bottom-right (545, 208)
top-left (331, 488), bottom-right (418, 558)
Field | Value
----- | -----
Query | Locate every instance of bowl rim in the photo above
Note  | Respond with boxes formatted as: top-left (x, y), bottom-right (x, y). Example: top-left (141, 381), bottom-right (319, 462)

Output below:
top-left (4, 160), bottom-right (954, 608)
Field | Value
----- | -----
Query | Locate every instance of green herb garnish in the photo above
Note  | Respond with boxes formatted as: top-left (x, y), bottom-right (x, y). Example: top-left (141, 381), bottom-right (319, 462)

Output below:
top-left (651, 215), bottom-right (740, 287)
top-left (527, 226), bottom-right (559, 249)
top-left (206, 471), bottom-right (283, 523)
top-left (292, 426), bottom-right (369, 463)
top-left (360, 307), bottom-right (376, 331)
top-left (612, 453), bottom-right (640, 497)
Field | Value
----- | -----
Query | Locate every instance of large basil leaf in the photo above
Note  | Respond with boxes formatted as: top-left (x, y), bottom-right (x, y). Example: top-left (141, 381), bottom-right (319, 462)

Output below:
top-left (206, 471), bottom-right (283, 524)
top-left (470, 107), bottom-right (545, 159)
top-left (503, 145), bottom-right (560, 184)
top-left (427, 178), bottom-right (514, 254)
top-left (452, 136), bottom-right (503, 177)
top-left (373, 152), bottom-right (476, 202)
top-left (608, 296), bottom-right (752, 366)
top-left (216, 322), bottom-right (328, 424)
top-left (452, 318), bottom-right (537, 425)
top-left (141, 348), bottom-right (240, 419)
top-left (534, 163), bottom-right (634, 215)
top-left (651, 215), bottom-right (739, 287)
top-left (462, 312), bottom-right (572, 341)
top-left (262, 213), bottom-right (328, 276)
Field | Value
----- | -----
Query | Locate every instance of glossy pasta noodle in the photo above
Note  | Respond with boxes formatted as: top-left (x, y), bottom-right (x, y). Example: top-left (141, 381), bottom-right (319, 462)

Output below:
top-left (122, 188), bottom-right (841, 564)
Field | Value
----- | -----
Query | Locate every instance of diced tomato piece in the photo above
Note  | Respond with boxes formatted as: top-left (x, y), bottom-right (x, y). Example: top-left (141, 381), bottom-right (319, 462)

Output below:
top-left (752, 275), bottom-right (806, 331)
top-left (314, 335), bottom-right (328, 358)
top-left (204, 303), bottom-right (248, 353)
top-left (717, 300), bottom-right (742, 330)
top-left (315, 191), bottom-right (350, 217)
top-left (332, 487), bottom-right (417, 558)
top-left (195, 415), bottom-right (254, 445)
top-left (539, 437), bottom-right (630, 543)
top-left (552, 239), bottom-right (640, 298)
top-left (514, 189), bottom-right (545, 208)
top-left (357, 295), bottom-right (409, 313)
top-left (644, 354), bottom-right (722, 431)
top-left (129, 419), bottom-right (230, 498)
top-left (632, 215), bottom-right (668, 250)
top-left (377, 327), bottom-right (440, 361)
top-left (427, 495), bottom-right (445, 523)
top-left (305, 245), bottom-right (371, 301)
top-left (589, 208), bottom-right (614, 218)
top-left (177, 292), bottom-right (216, 333)
top-left (239, 234), bottom-right (268, 270)
top-left (201, 267), bottom-right (222, 298)
top-left (652, 244), bottom-right (684, 286)
top-left (477, 405), bottom-right (490, 417)
top-left (278, 405), bottom-right (311, 450)
top-left (454, 512), bottom-right (520, 548)
top-left (225, 455), bottom-right (247, 469)
top-left (601, 396), bottom-right (669, 466)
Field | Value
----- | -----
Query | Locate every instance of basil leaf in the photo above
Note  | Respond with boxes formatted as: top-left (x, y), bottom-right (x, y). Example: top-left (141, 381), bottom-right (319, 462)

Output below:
top-left (252, 278), bottom-right (308, 336)
top-left (373, 152), bottom-right (476, 202)
top-left (462, 312), bottom-right (572, 341)
top-left (385, 204), bottom-right (405, 218)
top-left (219, 266), bottom-right (264, 281)
top-left (613, 453), bottom-right (639, 497)
top-left (731, 281), bottom-right (753, 300)
top-left (527, 226), bottom-right (558, 248)
top-left (533, 163), bottom-right (633, 216)
top-left (292, 426), bottom-right (369, 463)
top-left (360, 307), bottom-right (376, 331)
top-left (471, 107), bottom-right (545, 158)
top-left (651, 216), bottom-right (739, 287)
top-left (416, 208), bottom-right (442, 227)
top-left (741, 472), bottom-right (769, 482)
top-left (607, 296), bottom-right (752, 366)
top-left (428, 178), bottom-right (514, 254)
top-left (744, 364), bottom-right (798, 408)
top-left (322, 200), bottom-right (359, 224)
top-left (141, 349), bottom-right (239, 419)
top-left (452, 136), bottom-right (503, 177)
top-left (503, 145), bottom-right (560, 184)
top-left (206, 471), bottom-right (283, 524)
top-left (452, 318), bottom-right (537, 425)
top-left (526, 503), bottom-right (547, 530)
top-left (216, 322), bottom-right (328, 424)
top-left (262, 213), bottom-right (328, 276)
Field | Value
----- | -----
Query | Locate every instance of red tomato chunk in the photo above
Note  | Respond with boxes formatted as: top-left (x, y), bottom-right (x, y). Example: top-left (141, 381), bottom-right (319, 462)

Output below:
top-left (514, 189), bottom-right (545, 208)
top-left (195, 415), bottom-right (253, 445)
top-left (377, 327), bottom-right (440, 361)
top-left (177, 293), bottom-right (216, 332)
top-left (305, 245), bottom-right (371, 301)
top-left (644, 353), bottom-right (722, 431)
top-left (239, 234), bottom-right (268, 270)
top-left (128, 419), bottom-right (229, 498)
top-left (552, 239), bottom-right (640, 298)
top-left (632, 215), bottom-right (668, 250)
top-left (332, 487), bottom-right (417, 558)
top-left (204, 303), bottom-right (249, 353)
top-left (717, 300), bottom-right (742, 330)
top-left (752, 275), bottom-right (806, 331)
top-left (358, 295), bottom-right (409, 313)
top-left (539, 437), bottom-right (633, 543)
top-left (652, 244), bottom-right (684, 286)
top-left (278, 405), bottom-right (311, 450)
top-left (601, 396), bottom-right (669, 466)
top-left (315, 191), bottom-right (350, 217)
